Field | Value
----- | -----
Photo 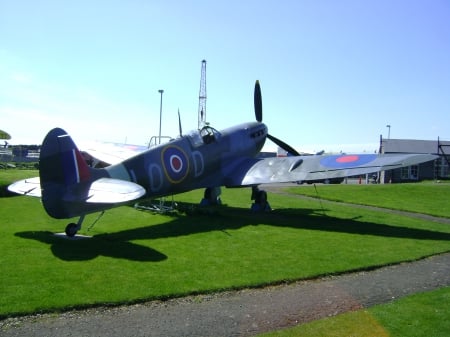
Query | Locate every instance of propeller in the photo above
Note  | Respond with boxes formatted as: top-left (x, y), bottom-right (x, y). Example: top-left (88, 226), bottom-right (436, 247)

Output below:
top-left (177, 109), bottom-right (183, 137)
top-left (267, 134), bottom-right (300, 156)
top-left (254, 80), bottom-right (263, 122)
top-left (254, 80), bottom-right (301, 156)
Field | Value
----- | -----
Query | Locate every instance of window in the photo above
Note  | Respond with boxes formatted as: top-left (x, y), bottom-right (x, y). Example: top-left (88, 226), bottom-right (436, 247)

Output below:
top-left (400, 165), bottom-right (419, 180)
top-left (187, 127), bottom-right (222, 148)
top-left (400, 167), bottom-right (409, 179)
top-left (187, 130), bottom-right (204, 147)
top-left (410, 165), bottom-right (418, 180)
top-left (435, 156), bottom-right (449, 178)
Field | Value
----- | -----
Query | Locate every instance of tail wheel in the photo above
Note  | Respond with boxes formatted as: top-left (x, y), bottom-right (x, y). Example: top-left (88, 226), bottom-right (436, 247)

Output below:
top-left (65, 223), bottom-right (78, 237)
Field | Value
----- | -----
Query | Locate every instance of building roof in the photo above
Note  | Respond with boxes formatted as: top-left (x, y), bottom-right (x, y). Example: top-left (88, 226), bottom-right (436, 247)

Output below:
top-left (382, 138), bottom-right (450, 154)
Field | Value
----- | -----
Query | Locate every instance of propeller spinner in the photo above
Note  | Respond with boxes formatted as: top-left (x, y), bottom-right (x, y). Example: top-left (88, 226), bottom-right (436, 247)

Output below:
top-left (253, 81), bottom-right (300, 156)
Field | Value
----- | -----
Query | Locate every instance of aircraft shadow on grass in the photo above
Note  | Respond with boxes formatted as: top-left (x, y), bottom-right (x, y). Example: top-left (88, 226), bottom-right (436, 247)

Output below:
top-left (15, 231), bottom-right (168, 262)
top-left (15, 203), bottom-right (450, 262)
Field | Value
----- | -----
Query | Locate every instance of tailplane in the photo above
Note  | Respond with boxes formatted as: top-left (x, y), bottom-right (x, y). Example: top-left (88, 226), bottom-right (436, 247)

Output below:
top-left (39, 128), bottom-right (145, 220)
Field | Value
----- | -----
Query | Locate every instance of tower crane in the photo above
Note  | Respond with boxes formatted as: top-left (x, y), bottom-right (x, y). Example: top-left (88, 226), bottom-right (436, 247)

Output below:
top-left (198, 59), bottom-right (207, 129)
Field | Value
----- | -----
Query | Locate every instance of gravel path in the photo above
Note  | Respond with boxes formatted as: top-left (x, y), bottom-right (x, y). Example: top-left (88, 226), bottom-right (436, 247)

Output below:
top-left (2, 186), bottom-right (450, 337)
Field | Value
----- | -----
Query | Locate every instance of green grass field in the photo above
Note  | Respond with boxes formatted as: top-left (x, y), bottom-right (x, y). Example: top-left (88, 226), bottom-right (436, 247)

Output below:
top-left (261, 286), bottom-right (450, 337)
top-left (1, 171), bottom-right (449, 326)
top-left (286, 181), bottom-right (450, 218)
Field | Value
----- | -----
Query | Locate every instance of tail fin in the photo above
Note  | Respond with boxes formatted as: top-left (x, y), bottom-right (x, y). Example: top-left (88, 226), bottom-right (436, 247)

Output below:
top-left (39, 128), bottom-right (145, 219)
top-left (40, 128), bottom-right (93, 218)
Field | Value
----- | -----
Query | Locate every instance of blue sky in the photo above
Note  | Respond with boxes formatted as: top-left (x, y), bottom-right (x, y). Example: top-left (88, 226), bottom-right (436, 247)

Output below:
top-left (1, 0), bottom-right (449, 153)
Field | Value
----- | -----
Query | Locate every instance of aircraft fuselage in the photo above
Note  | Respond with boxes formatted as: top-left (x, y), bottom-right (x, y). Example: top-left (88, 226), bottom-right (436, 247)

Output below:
top-left (105, 121), bottom-right (268, 198)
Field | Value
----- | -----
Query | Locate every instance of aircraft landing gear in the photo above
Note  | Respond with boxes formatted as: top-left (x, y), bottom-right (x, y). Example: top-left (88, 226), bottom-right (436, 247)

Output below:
top-left (251, 186), bottom-right (271, 212)
top-left (200, 187), bottom-right (222, 206)
top-left (65, 215), bottom-right (85, 237)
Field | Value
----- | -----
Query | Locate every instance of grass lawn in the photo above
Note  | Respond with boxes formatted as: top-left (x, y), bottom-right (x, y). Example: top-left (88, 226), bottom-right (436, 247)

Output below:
top-left (260, 286), bottom-right (450, 337)
top-left (286, 181), bottom-right (450, 218)
top-left (1, 171), bottom-right (450, 317)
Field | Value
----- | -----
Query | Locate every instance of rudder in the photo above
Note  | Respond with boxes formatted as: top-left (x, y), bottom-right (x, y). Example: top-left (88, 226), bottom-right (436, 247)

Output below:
top-left (40, 128), bottom-right (92, 218)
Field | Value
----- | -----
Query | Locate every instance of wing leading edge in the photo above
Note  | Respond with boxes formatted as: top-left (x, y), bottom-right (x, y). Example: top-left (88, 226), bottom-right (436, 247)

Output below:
top-left (238, 153), bottom-right (438, 185)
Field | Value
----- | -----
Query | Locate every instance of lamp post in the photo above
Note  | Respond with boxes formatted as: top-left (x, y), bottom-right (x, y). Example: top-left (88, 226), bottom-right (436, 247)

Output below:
top-left (386, 124), bottom-right (391, 139)
top-left (158, 89), bottom-right (164, 144)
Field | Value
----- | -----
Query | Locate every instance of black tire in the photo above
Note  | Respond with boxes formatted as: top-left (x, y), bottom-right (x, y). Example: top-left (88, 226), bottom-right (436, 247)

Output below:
top-left (256, 190), bottom-right (267, 204)
top-left (65, 223), bottom-right (78, 237)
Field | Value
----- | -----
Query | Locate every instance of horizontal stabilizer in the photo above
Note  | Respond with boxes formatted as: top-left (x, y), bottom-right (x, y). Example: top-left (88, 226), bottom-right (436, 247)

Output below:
top-left (83, 178), bottom-right (146, 203)
top-left (8, 177), bottom-right (41, 197)
top-left (8, 177), bottom-right (145, 204)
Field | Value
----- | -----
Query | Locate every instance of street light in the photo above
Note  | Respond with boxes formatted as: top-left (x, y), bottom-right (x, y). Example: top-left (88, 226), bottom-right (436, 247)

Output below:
top-left (386, 124), bottom-right (391, 139)
top-left (158, 89), bottom-right (164, 144)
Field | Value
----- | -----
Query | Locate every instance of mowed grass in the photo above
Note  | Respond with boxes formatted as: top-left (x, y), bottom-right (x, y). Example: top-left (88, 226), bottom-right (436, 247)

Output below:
top-left (261, 286), bottom-right (450, 337)
top-left (1, 170), bottom-right (450, 317)
top-left (286, 181), bottom-right (450, 218)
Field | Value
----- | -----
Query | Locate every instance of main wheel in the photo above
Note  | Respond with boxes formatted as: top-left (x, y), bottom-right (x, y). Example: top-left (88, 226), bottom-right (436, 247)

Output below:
top-left (255, 190), bottom-right (267, 204)
top-left (65, 223), bottom-right (78, 237)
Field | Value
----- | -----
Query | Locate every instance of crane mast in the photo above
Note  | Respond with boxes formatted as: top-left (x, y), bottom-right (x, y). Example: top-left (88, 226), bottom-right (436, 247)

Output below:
top-left (198, 59), bottom-right (207, 129)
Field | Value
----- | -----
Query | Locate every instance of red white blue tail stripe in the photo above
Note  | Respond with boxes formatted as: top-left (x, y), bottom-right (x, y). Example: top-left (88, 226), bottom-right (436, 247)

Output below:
top-left (61, 147), bottom-right (91, 186)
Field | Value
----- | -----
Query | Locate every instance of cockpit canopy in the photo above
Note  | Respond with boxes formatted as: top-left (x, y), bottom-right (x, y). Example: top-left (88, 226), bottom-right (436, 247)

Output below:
top-left (187, 126), bottom-right (221, 147)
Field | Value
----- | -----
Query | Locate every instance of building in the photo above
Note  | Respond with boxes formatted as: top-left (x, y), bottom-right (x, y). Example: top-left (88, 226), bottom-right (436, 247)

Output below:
top-left (379, 137), bottom-right (450, 183)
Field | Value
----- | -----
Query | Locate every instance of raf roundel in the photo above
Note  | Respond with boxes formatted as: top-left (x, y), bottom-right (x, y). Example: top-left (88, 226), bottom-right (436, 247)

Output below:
top-left (161, 146), bottom-right (189, 183)
top-left (320, 154), bottom-right (377, 169)
top-left (170, 154), bottom-right (183, 172)
top-left (336, 155), bottom-right (360, 163)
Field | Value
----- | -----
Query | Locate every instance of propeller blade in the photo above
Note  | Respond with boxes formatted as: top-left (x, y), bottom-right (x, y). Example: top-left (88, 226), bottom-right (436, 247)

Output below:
top-left (177, 109), bottom-right (183, 136)
top-left (254, 80), bottom-right (262, 122)
top-left (253, 80), bottom-right (300, 156)
top-left (267, 134), bottom-right (301, 156)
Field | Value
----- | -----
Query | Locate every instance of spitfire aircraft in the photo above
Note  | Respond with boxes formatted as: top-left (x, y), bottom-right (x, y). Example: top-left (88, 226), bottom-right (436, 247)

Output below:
top-left (9, 81), bottom-right (437, 237)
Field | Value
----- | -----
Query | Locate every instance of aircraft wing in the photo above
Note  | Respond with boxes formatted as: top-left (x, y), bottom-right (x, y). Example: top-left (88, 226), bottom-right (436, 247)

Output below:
top-left (8, 177), bottom-right (145, 203)
top-left (82, 141), bottom-right (148, 166)
top-left (233, 153), bottom-right (437, 186)
top-left (82, 178), bottom-right (146, 203)
top-left (8, 177), bottom-right (41, 197)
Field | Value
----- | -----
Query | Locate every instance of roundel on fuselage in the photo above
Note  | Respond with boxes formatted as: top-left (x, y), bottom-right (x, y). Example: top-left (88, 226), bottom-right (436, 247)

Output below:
top-left (161, 145), bottom-right (189, 183)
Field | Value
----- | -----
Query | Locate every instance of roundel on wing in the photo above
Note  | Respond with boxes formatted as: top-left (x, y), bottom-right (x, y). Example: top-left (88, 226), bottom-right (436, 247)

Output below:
top-left (161, 146), bottom-right (189, 183)
top-left (320, 154), bottom-right (377, 168)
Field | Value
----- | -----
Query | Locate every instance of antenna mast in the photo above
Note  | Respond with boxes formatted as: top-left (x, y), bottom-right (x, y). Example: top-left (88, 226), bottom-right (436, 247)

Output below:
top-left (198, 59), bottom-right (207, 129)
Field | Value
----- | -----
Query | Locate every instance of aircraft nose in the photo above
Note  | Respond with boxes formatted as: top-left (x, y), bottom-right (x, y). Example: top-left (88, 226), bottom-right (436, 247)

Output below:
top-left (249, 123), bottom-right (268, 139)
